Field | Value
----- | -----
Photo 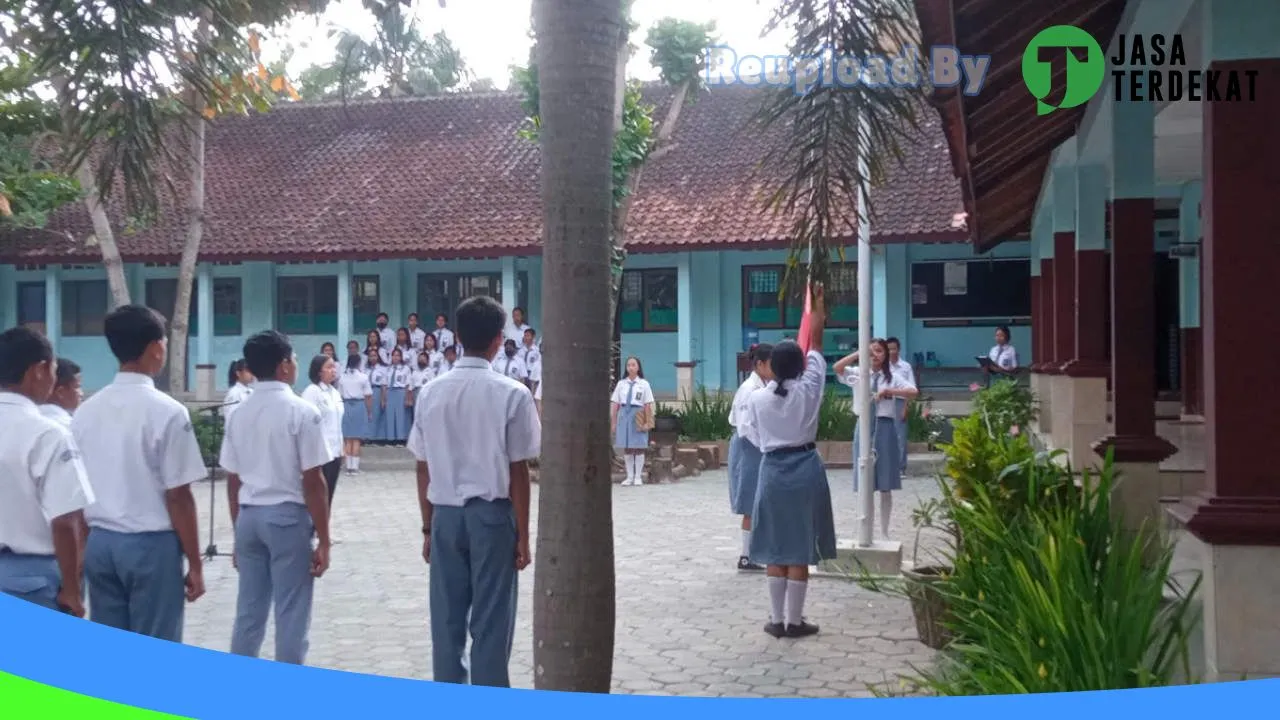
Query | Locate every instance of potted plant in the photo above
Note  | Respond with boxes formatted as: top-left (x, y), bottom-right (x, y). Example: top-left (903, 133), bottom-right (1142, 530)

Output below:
top-left (654, 403), bottom-right (682, 434)
top-left (902, 496), bottom-right (957, 651)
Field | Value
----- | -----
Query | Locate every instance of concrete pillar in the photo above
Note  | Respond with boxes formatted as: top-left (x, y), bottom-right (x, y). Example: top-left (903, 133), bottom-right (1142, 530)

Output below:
top-left (1170, 0), bottom-right (1280, 682)
top-left (0, 265), bottom-right (14, 330)
top-left (1093, 95), bottom-right (1176, 534)
top-left (337, 260), bottom-right (353, 347)
top-left (1178, 181), bottom-right (1204, 420)
top-left (1061, 163), bottom-right (1111, 471)
top-left (1048, 166), bottom-right (1076, 453)
top-left (1030, 214), bottom-right (1053, 437)
top-left (675, 252), bottom-right (694, 401)
top-left (194, 263), bottom-right (215, 401)
top-left (44, 265), bottom-right (62, 352)
top-left (501, 255), bottom-right (517, 318)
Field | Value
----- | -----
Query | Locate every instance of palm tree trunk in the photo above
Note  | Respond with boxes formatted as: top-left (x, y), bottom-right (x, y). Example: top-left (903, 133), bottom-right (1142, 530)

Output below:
top-left (168, 112), bottom-right (206, 394)
top-left (532, 0), bottom-right (622, 693)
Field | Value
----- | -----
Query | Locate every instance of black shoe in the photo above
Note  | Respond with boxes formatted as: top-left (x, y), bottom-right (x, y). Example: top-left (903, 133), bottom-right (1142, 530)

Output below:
top-left (785, 620), bottom-right (820, 638)
top-left (737, 556), bottom-right (764, 571)
top-left (764, 622), bottom-right (787, 638)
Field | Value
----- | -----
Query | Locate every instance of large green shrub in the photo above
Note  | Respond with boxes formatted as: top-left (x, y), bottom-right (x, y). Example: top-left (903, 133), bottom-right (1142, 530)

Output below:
top-left (971, 379), bottom-right (1036, 437)
top-left (675, 387), bottom-right (733, 442)
top-left (817, 388), bottom-right (855, 442)
top-left (191, 411), bottom-right (223, 468)
top-left (906, 396), bottom-right (948, 444)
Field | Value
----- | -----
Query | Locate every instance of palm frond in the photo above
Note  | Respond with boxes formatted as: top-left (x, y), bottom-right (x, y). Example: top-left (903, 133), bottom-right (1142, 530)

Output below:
top-left (755, 0), bottom-right (925, 291)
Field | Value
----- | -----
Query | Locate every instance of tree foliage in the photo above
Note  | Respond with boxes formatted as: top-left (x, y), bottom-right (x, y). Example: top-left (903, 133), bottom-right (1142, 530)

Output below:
top-left (755, 0), bottom-right (924, 291)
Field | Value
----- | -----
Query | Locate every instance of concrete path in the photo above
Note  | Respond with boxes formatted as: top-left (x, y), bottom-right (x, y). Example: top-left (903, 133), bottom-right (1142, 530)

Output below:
top-left (183, 452), bottom-right (944, 697)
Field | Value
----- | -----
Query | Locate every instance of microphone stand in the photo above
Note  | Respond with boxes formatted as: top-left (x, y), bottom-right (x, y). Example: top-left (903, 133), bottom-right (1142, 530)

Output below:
top-left (196, 402), bottom-right (237, 561)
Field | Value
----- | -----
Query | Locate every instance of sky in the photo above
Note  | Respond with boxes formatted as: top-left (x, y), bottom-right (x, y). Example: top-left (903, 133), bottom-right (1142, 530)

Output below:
top-left (273, 0), bottom-right (791, 89)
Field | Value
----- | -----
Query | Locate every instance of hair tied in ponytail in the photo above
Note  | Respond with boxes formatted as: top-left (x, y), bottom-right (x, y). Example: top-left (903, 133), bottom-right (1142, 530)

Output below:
top-left (774, 380), bottom-right (789, 397)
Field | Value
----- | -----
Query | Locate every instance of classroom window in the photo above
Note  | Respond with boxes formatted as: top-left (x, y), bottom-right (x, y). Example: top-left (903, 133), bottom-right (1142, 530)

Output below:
top-left (352, 275), bottom-right (381, 332)
top-left (415, 272), bottom-right (530, 325)
top-left (909, 259), bottom-right (1031, 320)
top-left (742, 264), bottom-right (856, 329)
top-left (145, 278), bottom-right (243, 337)
top-left (61, 280), bottom-right (109, 337)
top-left (618, 268), bottom-right (678, 333)
top-left (276, 276), bottom-right (339, 335)
top-left (16, 281), bottom-right (46, 333)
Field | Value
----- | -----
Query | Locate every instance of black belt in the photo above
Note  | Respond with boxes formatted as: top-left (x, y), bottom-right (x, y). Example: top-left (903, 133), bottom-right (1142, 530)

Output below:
top-left (766, 442), bottom-right (816, 456)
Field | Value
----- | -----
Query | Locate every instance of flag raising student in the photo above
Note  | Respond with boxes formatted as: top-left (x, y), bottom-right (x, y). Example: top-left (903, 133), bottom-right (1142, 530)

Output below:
top-left (220, 330), bottom-right (332, 665)
top-left (0, 328), bottom-right (95, 616)
top-left (409, 296), bottom-right (540, 687)
top-left (40, 357), bottom-right (82, 428)
top-left (746, 285), bottom-right (837, 639)
top-left (73, 305), bottom-right (207, 641)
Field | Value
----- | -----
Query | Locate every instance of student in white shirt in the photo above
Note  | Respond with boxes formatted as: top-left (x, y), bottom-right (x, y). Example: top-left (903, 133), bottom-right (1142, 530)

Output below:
top-left (885, 337), bottom-right (916, 478)
top-left (610, 357), bottom-right (655, 486)
top-left (73, 305), bottom-right (208, 642)
top-left (365, 330), bottom-right (391, 367)
top-left (407, 313), bottom-right (428, 351)
top-left (409, 296), bottom-right (540, 687)
top-left (222, 359), bottom-right (255, 422)
top-left (345, 340), bottom-right (367, 372)
top-left (835, 338), bottom-right (919, 542)
top-left (319, 342), bottom-right (337, 362)
top-left (421, 333), bottom-right (444, 373)
top-left (394, 327), bottom-right (415, 366)
top-left (727, 343), bottom-right (774, 572)
top-left (386, 348), bottom-right (413, 445)
top-left (366, 348), bottom-right (390, 443)
top-left (302, 355), bottom-right (345, 510)
top-left (40, 357), bottom-right (82, 428)
top-left (374, 313), bottom-right (396, 354)
top-left (337, 354), bottom-right (374, 474)
top-left (986, 325), bottom-right (1019, 376)
top-left (517, 328), bottom-right (541, 393)
top-left (504, 306), bottom-right (532, 345)
top-left (431, 313), bottom-right (456, 357)
top-left (491, 339), bottom-right (526, 382)
top-left (439, 344), bottom-right (458, 374)
top-left (221, 331), bottom-right (332, 666)
top-left (534, 366), bottom-right (543, 418)
top-left (746, 286), bottom-right (836, 640)
top-left (0, 328), bottom-right (94, 616)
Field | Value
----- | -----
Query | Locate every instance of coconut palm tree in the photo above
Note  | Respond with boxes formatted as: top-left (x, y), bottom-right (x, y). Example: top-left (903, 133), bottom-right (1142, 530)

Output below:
top-left (530, 0), bottom-right (622, 694)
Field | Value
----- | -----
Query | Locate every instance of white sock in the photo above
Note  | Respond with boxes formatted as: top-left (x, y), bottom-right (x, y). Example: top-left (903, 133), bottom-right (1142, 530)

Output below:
top-left (741, 528), bottom-right (751, 556)
top-left (785, 580), bottom-right (808, 627)
top-left (352, 456), bottom-right (360, 471)
top-left (767, 577), bottom-right (787, 624)
top-left (880, 492), bottom-right (893, 539)
top-left (634, 454), bottom-right (645, 483)
top-left (623, 455), bottom-right (634, 482)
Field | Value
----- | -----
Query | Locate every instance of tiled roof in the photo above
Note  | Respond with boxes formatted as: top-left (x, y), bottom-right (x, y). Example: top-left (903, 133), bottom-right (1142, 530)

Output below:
top-left (0, 85), bottom-right (966, 264)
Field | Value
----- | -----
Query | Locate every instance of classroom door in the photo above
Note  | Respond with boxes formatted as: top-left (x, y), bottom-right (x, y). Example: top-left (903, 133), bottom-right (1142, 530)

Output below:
top-left (1153, 255), bottom-right (1180, 396)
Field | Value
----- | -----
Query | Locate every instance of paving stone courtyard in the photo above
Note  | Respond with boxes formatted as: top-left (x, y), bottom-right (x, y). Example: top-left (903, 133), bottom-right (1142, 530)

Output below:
top-left (184, 451), bottom-right (947, 697)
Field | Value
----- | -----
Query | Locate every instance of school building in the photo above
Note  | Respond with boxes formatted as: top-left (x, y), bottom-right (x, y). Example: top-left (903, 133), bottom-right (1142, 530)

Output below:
top-left (914, 0), bottom-right (1278, 683)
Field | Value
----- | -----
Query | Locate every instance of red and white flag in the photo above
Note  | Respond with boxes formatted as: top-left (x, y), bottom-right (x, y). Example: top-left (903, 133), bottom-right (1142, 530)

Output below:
top-left (796, 280), bottom-right (813, 355)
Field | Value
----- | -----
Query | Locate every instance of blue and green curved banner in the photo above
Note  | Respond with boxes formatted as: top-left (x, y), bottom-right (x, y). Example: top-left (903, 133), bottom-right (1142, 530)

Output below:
top-left (1, 594), bottom-right (1278, 718)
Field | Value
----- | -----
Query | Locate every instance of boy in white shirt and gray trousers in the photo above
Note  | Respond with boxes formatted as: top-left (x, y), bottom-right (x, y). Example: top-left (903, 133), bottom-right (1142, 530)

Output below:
top-left (221, 330), bottom-right (333, 665)
top-left (74, 305), bottom-right (208, 641)
top-left (409, 296), bottom-right (541, 687)
top-left (0, 328), bottom-right (94, 616)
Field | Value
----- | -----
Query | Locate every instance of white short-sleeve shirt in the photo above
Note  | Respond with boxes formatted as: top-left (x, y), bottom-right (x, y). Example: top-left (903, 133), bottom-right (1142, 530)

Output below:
top-left (535, 376), bottom-right (543, 401)
top-left (431, 328), bottom-right (456, 354)
top-left (220, 381), bottom-right (332, 507)
top-left (390, 365), bottom-right (413, 389)
top-left (519, 345), bottom-right (542, 382)
top-left (611, 377), bottom-right (654, 407)
top-left (39, 403), bottom-right (73, 428)
top-left (411, 366), bottom-right (436, 389)
top-left (337, 368), bottom-right (373, 400)
top-left (377, 327), bottom-right (397, 352)
top-left (989, 344), bottom-right (1018, 370)
top-left (505, 322), bottom-right (532, 345)
top-left (409, 327), bottom-right (427, 350)
top-left (729, 373), bottom-right (765, 444)
top-left (491, 354), bottom-right (526, 382)
top-left (748, 351), bottom-right (827, 452)
top-left (408, 356), bottom-right (541, 507)
top-left (890, 359), bottom-right (916, 388)
top-left (368, 364), bottom-right (392, 387)
top-left (222, 382), bottom-right (253, 421)
top-left (0, 393), bottom-right (95, 555)
top-left (74, 372), bottom-right (207, 534)
top-left (301, 382), bottom-right (344, 461)
top-left (838, 365), bottom-right (917, 418)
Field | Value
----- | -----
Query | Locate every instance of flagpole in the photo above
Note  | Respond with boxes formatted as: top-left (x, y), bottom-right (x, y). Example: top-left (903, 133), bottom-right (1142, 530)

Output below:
top-left (855, 107), bottom-right (875, 549)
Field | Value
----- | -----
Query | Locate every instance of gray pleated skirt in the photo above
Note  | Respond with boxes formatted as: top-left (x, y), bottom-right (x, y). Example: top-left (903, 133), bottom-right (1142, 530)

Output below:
top-left (614, 404), bottom-right (650, 450)
top-left (728, 433), bottom-right (763, 516)
top-left (748, 447), bottom-right (838, 566)
top-left (852, 416), bottom-right (902, 492)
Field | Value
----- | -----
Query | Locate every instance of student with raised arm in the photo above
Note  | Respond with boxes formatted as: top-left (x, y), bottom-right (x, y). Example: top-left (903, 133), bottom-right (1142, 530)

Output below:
top-left (74, 305), bottom-right (207, 641)
top-left (221, 331), bottom-right (333, 665)
top-left (0, 328), bottom-right (95, 616)
top-left (746, 285), bottom-right (837, 639)
top-left (409, 296), bottom-right (540, 687)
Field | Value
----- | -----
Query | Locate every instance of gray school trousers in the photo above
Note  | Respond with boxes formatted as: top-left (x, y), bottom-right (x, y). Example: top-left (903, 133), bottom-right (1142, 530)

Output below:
top-left (231, 502), bottom-right (315, 665)
top-left (0, 551), bottom-right (60, 611)
top-left (430, 498), bottom-right (519, 687)
top-left (85, 528), bottom-right (185, 642)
